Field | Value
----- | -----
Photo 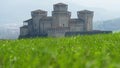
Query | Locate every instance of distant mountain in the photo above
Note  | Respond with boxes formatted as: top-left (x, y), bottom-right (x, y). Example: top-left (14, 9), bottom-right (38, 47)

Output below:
top-left (0, 23), bottom-right (21, 39)
top-left (94, 18), bottom-right (120, 31)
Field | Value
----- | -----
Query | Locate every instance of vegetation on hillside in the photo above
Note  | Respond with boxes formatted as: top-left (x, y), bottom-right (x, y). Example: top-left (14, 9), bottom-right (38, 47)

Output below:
top-left (0, 33), bottom-right (120, 68)
top-left (94, 18), bottom-right (120, 31)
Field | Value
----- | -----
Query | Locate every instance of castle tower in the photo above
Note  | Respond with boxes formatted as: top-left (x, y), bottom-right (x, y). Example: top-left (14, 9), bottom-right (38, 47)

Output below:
top-left (77, 10), bottom-right (94, 31)
top-left (31, 10), bottom-right (47, 35)
top-left (52, 3), bottom-right (71, 28)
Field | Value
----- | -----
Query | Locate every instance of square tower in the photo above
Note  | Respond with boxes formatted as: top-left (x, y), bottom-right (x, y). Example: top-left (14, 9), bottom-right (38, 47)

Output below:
top-left (52, 3), bottom-right (71, 28)
top-left (31, 10), bottom-right (47, 35)
top-left (77, 10), bottom-right (94, 31)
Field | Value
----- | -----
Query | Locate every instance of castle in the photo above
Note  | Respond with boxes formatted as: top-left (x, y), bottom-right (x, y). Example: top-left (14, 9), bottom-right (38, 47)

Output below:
top-left (19, 3), bottom-right (94, 38)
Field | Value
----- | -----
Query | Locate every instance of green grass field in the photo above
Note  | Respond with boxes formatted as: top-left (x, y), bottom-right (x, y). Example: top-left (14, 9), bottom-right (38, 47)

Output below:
top-left (0, 33), bottom-right (120, 68)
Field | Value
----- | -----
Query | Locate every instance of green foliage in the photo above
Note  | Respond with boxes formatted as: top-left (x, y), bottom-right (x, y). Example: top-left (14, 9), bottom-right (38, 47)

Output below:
top-left (0, 33), bottom-right (120, 68)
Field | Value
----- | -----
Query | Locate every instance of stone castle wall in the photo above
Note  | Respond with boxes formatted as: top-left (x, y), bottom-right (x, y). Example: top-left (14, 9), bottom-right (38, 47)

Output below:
top-left (19, 3), bottom-right (94, 38)
top-left (47, 27), bottom-right (70, 37)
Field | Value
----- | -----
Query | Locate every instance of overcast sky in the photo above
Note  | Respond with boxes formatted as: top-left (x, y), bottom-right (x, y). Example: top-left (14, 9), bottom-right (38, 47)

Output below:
top-left (0, 0), bottom-right (120, 25)
top-left (71, 0), bottom-right (120, 10)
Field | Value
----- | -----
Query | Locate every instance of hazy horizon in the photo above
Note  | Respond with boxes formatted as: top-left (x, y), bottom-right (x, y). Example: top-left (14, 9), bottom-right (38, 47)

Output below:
top-left (1, 0), bottom-right (120, 25)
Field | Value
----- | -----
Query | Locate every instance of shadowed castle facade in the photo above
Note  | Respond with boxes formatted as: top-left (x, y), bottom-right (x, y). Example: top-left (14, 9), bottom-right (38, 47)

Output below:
top-left (19, 3), bottom-right (94, 38)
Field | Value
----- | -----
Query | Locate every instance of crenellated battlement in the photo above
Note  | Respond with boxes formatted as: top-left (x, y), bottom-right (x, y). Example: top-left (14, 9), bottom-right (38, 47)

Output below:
top-left (19, 3), bottom-right (94, 38)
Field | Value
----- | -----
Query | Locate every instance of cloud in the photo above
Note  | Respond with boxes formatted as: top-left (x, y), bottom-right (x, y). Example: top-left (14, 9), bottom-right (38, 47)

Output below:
top-left (69, 0), bottom-right (120, 10)
top-left (0, 0), bottom-right (120, 24)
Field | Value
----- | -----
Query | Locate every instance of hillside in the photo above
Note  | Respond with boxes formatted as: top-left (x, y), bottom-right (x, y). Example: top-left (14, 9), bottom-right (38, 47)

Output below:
top-left (0, 33), bottom-right (120, 68)
top-left (94, 18), bottom-right (120, 31)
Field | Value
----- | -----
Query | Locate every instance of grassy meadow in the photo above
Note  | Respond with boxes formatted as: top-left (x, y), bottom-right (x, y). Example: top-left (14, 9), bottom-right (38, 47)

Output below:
top-left (0, 33), bottom-right (120, 68)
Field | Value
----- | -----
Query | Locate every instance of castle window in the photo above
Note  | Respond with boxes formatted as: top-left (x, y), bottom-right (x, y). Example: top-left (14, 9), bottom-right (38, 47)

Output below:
top-left (63, 24), bottom-right (64, 27)
top-left (23, 22), bottom-right (28, 26)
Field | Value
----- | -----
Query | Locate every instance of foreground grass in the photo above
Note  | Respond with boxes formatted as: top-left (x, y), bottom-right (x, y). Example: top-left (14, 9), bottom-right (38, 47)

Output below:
top-left (0, 33), bottom-right (120, 68)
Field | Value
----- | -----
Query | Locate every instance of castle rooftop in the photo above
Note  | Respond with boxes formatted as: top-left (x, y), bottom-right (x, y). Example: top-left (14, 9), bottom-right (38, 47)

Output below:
top-left (31, 9), bottom-right (47, 13)
top-left (24, 19), bottom-right (32, 22)
top-left (78, 10), bottom-right (93, 14)
top-left (54, 3), bottom-right (68, 6)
